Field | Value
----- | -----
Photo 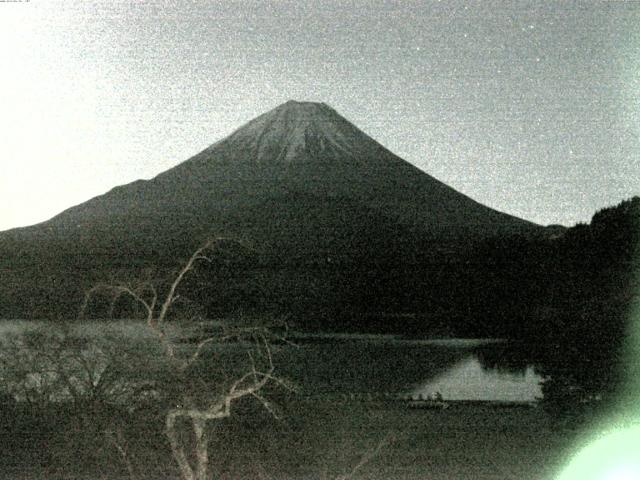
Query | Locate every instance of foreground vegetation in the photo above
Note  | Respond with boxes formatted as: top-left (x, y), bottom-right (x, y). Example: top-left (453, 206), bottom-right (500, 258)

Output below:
top-left (0, 319), bottom-right (599, 480)
top-left (0, 386), bottom-right (577, 480)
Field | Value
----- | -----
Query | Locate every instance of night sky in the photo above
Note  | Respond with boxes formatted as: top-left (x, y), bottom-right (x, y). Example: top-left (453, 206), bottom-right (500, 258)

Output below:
top-left (1, 0), bottom-right (638, 231)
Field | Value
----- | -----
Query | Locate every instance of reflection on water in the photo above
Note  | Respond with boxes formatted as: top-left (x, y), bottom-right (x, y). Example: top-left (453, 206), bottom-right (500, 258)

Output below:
top-left (0, 323), bottom-right (545, 403)
top-left (411, 355), bottom-right (543, 402)
top-left (280, 334), bottom-right (543, 401)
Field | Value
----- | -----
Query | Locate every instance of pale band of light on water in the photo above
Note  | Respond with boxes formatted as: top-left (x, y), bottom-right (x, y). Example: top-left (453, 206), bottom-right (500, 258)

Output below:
top-left (410, 356), bottom-right (542, 402)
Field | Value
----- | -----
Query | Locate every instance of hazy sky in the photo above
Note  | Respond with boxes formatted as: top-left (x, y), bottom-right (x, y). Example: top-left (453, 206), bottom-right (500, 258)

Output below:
top-left (1, 0), bottom-right (638, 231)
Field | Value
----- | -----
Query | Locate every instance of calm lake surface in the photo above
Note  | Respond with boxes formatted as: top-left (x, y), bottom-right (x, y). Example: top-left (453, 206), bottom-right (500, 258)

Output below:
top-left (280, 334), bottom-right (543, 402)
top-left (0, 321), bottom-right (543, 403)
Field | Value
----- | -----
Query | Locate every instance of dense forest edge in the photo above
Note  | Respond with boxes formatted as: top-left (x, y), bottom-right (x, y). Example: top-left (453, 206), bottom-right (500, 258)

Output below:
top-left (468, 196), bottom-right (639, 417)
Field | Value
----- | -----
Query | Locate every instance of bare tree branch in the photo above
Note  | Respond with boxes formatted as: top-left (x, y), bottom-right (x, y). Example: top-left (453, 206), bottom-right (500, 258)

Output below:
top-left (156, 238), bottom-right (221, 327)
top-left (180, 337), bottom-right (218, 372)
top-left (335, 432), bottom-right (395, 480)
top-left (81, 237), bottom-right (288, 480)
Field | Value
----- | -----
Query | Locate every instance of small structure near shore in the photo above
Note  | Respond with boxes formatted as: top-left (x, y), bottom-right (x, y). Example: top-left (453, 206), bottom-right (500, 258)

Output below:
top-left (402, 390), bottom-right (539, 410)
top-left (407, 392), bottom-right (449, 409)
top-left (407, 398), bottom-right (449, 409)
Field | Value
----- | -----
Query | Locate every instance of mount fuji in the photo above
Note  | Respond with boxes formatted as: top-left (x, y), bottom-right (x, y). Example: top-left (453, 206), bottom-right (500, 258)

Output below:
top-left (0, 101), bottom-right (544, 325)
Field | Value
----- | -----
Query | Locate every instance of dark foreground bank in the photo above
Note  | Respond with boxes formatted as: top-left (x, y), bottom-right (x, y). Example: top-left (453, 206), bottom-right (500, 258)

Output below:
top-left (0, 394), bottom-right (579, 480)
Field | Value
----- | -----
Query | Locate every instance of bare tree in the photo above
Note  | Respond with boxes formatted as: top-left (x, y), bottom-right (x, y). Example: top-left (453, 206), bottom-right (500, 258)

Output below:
top-left (0, 326), bottom-right (151, 408)
top-left (82, 238), bottom-right (293, 480)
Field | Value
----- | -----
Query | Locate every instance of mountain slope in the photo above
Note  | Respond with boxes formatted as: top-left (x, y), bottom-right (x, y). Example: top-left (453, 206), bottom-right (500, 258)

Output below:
top-left (32, 101), bottom-right (535, 238)
top-left (0, 100), bottom-right (543, 323)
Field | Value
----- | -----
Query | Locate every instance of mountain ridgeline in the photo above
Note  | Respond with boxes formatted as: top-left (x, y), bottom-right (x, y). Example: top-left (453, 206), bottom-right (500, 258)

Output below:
top-left (0, 102), bottom-right (635, 341)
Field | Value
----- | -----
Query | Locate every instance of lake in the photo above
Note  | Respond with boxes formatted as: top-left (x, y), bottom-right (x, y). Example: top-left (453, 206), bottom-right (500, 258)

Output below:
top-left (278, 334), bottom-right (543, 402)
top-left (0, 321), bottom-right (543, 403)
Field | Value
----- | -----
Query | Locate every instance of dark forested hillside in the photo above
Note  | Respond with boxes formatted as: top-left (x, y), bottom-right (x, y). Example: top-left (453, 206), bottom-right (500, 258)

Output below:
top-left (463, 196), bottom-right (639, 407)
top-left (463, 196), bottom-right (638, 338)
